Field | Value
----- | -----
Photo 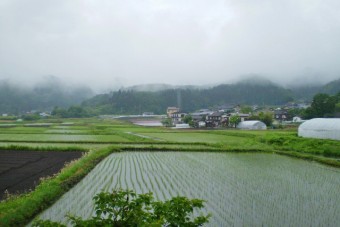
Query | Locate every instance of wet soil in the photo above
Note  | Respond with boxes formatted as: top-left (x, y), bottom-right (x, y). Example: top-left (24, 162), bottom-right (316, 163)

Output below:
top-left (0, 150), bottom-right (82, 200)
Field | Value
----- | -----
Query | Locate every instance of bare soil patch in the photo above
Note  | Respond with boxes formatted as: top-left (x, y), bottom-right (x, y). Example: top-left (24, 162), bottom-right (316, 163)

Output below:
top-left (0, 150), bottom-right (83, 200)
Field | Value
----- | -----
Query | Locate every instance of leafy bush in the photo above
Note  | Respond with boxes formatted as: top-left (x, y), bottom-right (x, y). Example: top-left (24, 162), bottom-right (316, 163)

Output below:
top-left (22, 114), bottom-right (40, 121)
top-left (33, 189), bottom-right (210, 227)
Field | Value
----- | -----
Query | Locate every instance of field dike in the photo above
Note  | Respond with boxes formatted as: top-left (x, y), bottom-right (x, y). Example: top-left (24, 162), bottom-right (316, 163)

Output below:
top-left (275, 150), bottom-right (340, 168)
top-left (0, 145), bottom-right (339, 226)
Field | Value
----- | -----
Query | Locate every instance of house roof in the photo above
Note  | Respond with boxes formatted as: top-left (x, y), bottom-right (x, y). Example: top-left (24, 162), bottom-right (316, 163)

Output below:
top-left (167, 107), bottom-right (179, 111)
top-left (275, 110), bottom-right (288, 114)
top-left (209, 112), bottom-right (223, 117)
top-left (230, 113), bottom-right (250, 117)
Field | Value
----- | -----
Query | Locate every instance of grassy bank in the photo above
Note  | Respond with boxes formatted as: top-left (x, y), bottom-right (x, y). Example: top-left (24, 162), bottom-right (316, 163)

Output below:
top-left (275, 150), bottom-right (340, 168)
top-left (260, 134), bottom-right (340, 158)
top-left (0, 144), bottom-right (88, 152)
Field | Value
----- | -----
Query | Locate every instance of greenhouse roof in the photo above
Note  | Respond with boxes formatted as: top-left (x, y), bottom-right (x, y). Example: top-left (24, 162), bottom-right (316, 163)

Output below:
top-left (299, 118), bottom-right (340, 131)
top-left (298, 118), bottom-right (340, 140)
top-left (237, 120), bottom-right (267, 130)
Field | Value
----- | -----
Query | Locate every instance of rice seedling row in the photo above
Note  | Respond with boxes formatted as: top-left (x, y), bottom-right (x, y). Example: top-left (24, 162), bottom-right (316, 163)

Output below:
top-left (37, 152), bottom-right (340, 226)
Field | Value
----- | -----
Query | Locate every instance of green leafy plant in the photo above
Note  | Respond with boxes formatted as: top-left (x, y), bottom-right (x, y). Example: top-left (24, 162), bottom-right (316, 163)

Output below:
top-left (33, 189), bottom-right (210, 227)
top-left (161, 118), bottom-right (173, 127)
top-left (229, 115), bottom-right (241, 128)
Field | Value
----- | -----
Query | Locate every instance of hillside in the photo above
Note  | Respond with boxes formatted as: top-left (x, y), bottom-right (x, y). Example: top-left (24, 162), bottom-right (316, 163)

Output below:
top-left (2, 76), bottom-right (339, 115)
top-left (320, 79), bottom-right (340, 94)
top-left (290, 78), bottom-right (340, 101)
top-left (82, 80), bottom-right (294, 114)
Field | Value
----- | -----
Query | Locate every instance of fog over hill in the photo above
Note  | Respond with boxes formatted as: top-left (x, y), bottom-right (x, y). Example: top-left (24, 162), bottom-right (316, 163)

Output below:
top-left (81, 77), bottom-right (340, 115)
top-left (0, 76), bottom-right (93, 114)
top-left (1, 75), bottom-right (340, 115)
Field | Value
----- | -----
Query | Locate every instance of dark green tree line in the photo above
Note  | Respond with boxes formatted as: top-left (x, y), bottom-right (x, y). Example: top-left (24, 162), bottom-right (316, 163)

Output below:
top-left (303, 93), bottom-right (340, 119)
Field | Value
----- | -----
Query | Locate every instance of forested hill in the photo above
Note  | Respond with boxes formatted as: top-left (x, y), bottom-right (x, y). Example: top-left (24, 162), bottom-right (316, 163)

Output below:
top-left (290, 78), bottom-right (340, 101)
top-left (0, 79), bottom-right (93, 114)
top-left (320, 79), bottom-right (340, 94)
top-left (82, 82), bottom-right (294, 114)
top-left (3, 76), bottom-right (339, 115)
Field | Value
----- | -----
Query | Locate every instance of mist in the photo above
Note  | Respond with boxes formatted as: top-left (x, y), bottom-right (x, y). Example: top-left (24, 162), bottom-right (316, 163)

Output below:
top-left (1, 0), bottom-right (340, 90)
top-left (0, 75), bottom-right (94, 114)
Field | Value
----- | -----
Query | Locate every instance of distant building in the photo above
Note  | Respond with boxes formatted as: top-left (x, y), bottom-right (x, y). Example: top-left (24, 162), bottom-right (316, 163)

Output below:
top-left (142, 112), bottom-right (154, 116)
top-left (274, 110), bottom-right (289, 121)
top-left (198, 121), bottom-right (206, 128)
top-left (170, 112), bottom-right (187, 125)
top-left (216, 104), bottom-right (235, 113)
top-left (206, 112), bottom-right (223, 127)
top-left (229, 113), bottom-right (250, 122)
top-left (174, 123), bottom-right (190, 129)
top-left (39, 112), bottom-right (51, 117)
top-left (167, 107), bottom-right (180, 118)
top-left (292, 116), bottom-right (304, 123)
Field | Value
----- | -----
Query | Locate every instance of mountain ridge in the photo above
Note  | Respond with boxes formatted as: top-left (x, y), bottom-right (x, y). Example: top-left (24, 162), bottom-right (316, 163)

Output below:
top-left (1, 76), bottom-right (339, 115)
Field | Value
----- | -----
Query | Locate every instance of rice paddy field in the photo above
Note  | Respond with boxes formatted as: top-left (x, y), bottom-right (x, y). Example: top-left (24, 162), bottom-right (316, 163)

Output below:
top-left (0, 117), bottom-right (339, 226)
top-left (38, 152), bottom-right (340, 226)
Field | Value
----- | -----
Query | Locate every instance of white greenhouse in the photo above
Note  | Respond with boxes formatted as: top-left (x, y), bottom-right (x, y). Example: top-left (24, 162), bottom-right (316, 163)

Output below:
top-left (298, 118), bottom-right (340, 140)
top-left (237, 120), bottom-right (267, 130)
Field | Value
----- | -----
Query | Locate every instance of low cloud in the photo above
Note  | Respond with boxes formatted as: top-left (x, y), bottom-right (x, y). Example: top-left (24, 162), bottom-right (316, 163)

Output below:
top-left (1, 0), bottom-right (340, 90)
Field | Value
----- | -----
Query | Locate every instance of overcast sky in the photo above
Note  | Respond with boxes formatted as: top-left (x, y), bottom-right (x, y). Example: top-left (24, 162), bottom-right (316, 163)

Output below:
top-left (1, 0), bottom-right (340, 90)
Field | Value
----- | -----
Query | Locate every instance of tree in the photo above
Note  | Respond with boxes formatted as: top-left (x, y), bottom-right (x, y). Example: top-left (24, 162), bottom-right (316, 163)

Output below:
top-left (335, 103), bottom-right (340, 112)
top-left (249, 112), bottom-right (273, 126)
top-left (33, 189), bottom-right (210, 227)
top-left (183, 115), bottom-right (194, 127)
top-left (67, 105), bottom-right (89, 118)
top-left (161, 118), bottom-right (173, 127)
top-left (22, 113), bottom-right (40, 121)
top-left (303, 93), bottom-right (339, 119)
top-left (51, 106), bottom-right (68, 118)
top-left (229, 115), bottom-right (241, 128)
top-left (240, 105), bottom-right (252, 114)
top-left (287, 108), bottom-right (304, 119)
top-left (258, 112), bottom-right (273, 126)
top-left (310, 93), bottom-right (336, 118)
top-left (51, 106), bottom-right (90, 118)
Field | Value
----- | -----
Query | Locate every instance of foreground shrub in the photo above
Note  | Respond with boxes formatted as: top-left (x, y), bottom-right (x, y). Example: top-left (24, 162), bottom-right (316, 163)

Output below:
top-left (33, 189), bottom-right (210, 227)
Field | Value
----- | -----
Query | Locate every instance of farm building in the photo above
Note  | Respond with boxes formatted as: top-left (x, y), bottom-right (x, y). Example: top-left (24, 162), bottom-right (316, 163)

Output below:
top-left (237, 121), bottom-right (267, 130)
top-left (298, 118), bottom-right (340, 140)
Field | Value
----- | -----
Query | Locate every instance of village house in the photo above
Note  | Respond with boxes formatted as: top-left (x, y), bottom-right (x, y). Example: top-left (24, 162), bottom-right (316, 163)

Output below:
top-left (206, 112), bottom-right (223, 127)
top-left (170, 111), bottom-right (187, 125)
top-left (167, 107), bottom-right (180, 118)
top-left (191, 109), bottom-right (214, 121)
top-left (229, 113), bottom-right (250, 122)
top-left (216, 104), bottom-right (235, 113)
top-left (39, 112), bottom-right (51, 118)
top-left (274, 109), bottom-right (289, 121)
